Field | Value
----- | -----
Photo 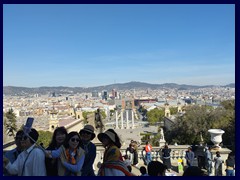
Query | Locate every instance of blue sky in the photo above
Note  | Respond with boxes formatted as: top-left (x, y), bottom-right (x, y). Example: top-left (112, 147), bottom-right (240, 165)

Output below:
top-left (3, 4), bottom-right (235, 88)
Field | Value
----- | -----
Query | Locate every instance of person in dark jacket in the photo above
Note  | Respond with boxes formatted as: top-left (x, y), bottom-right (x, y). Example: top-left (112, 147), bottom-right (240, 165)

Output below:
top-left (161, 144), bottom-right (171, 171)
top-left (225, 153), bottom-right (235, 176)
top-left (185, 147), bottom-right (195, 167)
top-left (79, 125), bottom-right (96, 176)
top-left (45, 127), bottom-right (68, 176)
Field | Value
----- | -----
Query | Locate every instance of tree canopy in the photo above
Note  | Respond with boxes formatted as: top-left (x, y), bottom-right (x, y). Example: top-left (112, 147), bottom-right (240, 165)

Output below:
top-left (165, 100), bottom-right (235, 152)
top-left (4, 109), bottom-right (17, 137)
top-left (146, 108), bottom-right (165, 125)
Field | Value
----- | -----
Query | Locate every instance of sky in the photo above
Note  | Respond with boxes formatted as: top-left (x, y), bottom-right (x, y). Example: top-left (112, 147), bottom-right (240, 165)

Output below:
top-left (3, 4), bottom-right (235, 88)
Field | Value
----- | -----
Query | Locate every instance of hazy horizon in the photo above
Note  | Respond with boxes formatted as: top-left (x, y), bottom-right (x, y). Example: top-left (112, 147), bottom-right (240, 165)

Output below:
top-left (3, 81), bottom-right (235, 89)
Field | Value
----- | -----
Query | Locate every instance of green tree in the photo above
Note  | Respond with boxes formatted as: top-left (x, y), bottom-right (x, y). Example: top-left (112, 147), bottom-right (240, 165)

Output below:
top-left (82, 111), bottom-right (94, 124)
top-left (165, 100), bottom-right (235, 150)
top-left (37, 130), bottom-right (53, 148)
top-left (4, 108), bottom-right (17, 137)
top-left (169, 107), bottom-right (178, 115)
top-left (99, 110), bottom-right (106, 119)
top-left (146, 108), bottom-right (165, 125)
top-left (165, 105), bottom-right (213, 145)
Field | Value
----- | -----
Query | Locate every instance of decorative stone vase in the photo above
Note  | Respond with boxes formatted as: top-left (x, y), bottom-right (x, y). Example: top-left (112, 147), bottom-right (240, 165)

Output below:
top-left (208, 129), bottom-right (225, 148)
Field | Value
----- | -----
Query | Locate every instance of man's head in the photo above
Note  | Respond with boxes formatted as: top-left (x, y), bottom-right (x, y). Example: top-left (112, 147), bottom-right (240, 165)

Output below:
top-left (21, 128), bottom-right (39, 149)
top-left (147, 161), bottom-right (167, 176)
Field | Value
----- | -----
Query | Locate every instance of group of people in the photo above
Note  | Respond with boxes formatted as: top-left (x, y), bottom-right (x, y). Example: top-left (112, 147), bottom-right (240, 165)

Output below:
top-left (3, 125), bottom-right (235, 176)
top-left (185, 145), bottom-right (235, 176)
top-left (3, 125), bottom-right (135, 176)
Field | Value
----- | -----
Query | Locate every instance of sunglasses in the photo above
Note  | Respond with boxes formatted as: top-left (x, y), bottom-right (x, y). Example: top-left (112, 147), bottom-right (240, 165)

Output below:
top-left (70, 138), bottom-right (80, 142)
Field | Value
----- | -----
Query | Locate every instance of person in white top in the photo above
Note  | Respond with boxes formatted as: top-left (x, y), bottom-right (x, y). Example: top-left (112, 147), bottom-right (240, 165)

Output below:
top-left (3, 128), bottom-right (46, 176)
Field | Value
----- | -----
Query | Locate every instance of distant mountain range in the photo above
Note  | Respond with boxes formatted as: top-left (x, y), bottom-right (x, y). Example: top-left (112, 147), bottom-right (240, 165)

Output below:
top-left (3, 81), bottom-right (235, 96)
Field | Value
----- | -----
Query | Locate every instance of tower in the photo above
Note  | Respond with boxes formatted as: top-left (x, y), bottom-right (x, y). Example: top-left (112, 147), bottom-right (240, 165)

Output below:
top-left (49, 109), bottom-right (59, 132)
top-left (177, 101), bottom-right (182, 113)
top-left (164, 101), bottom-right (171, 117)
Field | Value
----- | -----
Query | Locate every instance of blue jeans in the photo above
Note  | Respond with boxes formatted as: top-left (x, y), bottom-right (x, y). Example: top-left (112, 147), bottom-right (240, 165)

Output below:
top-left (226, 169), bottom-right (235, 176)
top-left (206, 160), bottom-right (212, 175)
top-left (145, 152), bottom-right (152, 165)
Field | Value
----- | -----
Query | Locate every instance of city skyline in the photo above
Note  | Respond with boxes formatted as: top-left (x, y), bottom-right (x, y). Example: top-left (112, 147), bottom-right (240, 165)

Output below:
top-left (3, 4), bottom-right (235, 88)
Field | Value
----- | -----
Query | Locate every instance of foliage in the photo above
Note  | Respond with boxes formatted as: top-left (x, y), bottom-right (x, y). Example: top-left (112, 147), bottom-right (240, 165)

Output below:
top-left (165, 100), bottom-right (235, 151)
top-left (4, 109), bottom-right (17, 137)
top-left (82, 111), bottom-right (94, 124)
top-left (169, 107), bottom-right (178, 115)
top-left (146, 108), bottom-right (164, 125)
top-left (100, 110), bottom-right (107, 119)
top-left (110, 109), bottom-right (115, 116)
top-left (37, 130), bottom-right (53, 148)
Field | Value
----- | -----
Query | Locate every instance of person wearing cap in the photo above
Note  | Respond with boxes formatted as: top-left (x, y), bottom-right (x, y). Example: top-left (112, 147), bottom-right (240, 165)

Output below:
top-left (97, 129), bottom-right (133, 176)
top-left (79, 125), bottom-right (96, 176)
top-left (3, 128), bottom-right (46, 176)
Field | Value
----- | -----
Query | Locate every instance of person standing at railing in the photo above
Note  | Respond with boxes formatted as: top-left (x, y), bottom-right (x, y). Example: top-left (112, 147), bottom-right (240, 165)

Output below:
top-left (204, 146), bottom-right (212, 176)
top-left (225, 152), bottom-right (235, 176)
top-left (79, 125), bottom-right (96, 176)
top-left (161, 144), bottom-right (172, 171)
top-left (185, 146), bottom-right (195, 168)
top-left (125, 142), bottom-right (134, 164)
top-left (213, 151), bottom-right (223, 176)
top-left (131, 140), bottom-right (139, 166)
top-left (145, 141), bottom-right (152, 165)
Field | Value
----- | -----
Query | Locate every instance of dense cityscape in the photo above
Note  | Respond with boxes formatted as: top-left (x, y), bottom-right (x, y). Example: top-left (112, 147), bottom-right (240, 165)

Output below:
top-left (3, 82), bottom-right (235, 138)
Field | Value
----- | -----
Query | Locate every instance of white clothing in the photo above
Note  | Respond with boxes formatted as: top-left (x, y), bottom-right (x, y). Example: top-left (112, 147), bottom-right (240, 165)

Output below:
top-left (6, 144), bottom-right (46, 176)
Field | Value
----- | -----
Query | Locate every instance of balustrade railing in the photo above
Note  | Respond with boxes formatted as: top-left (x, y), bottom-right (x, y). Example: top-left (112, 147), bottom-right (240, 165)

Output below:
top-left (94, 145), bottom-right (189, 166)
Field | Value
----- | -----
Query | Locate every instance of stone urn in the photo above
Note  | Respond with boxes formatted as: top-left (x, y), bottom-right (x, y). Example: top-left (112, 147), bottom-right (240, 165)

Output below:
top-left (208, 129), bottom-right (225, 149)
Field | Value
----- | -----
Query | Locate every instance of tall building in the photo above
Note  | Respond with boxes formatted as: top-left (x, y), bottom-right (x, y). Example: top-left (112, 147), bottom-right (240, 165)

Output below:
top-left (102, 90), bottom-right (108, 100)
top-left (92, 91), bottom-right (99, 98)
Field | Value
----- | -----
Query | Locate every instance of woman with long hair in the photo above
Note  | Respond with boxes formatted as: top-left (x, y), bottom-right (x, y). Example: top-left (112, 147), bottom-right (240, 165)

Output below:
top-left (45, 127), bottom-right (68, 176)
top-left (46, 131), bottom-right (85, 176)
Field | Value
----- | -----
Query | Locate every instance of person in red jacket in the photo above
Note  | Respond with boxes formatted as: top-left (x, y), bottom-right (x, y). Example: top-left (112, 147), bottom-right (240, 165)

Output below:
top-left (145, 141), bottom-right (152, 165)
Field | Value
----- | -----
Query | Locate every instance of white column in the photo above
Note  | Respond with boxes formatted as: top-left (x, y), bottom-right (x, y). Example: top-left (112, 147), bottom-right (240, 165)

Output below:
top-left (115, 111), bottom-right (119, 129)
top-left (126, 110), bottom-right (129, 129)
top-left (121, 111), bottom-right (124, 129)
top-left (131, 110), bottom-right (134, 129)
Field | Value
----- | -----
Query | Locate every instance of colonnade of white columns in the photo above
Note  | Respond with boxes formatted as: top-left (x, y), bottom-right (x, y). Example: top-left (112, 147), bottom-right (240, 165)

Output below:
top-left (115, 110), bottom-right (135, 129)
